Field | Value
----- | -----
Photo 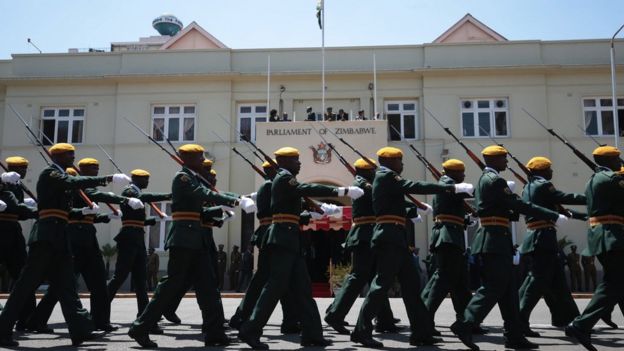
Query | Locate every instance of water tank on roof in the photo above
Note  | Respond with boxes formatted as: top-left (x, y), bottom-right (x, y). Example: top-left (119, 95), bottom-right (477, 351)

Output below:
top-left (152, 14), bottom-right (183, 36)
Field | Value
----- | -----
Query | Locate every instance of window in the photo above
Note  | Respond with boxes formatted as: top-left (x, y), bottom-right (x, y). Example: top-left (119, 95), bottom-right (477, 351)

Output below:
top-left (238, 104), bottom-right (267, 141)
top-left (461, 98), bottom-right (509, 138)
top-left (582, 97), bottom-right (624, 136)
top-left (151, 104), bottom-right (196, 142)
top-left (41, 107), bottom-right (85, 145)
top-left (147, 202), bottom-right (172, 252)
top-left (385, 101), bottom-right (418, 141)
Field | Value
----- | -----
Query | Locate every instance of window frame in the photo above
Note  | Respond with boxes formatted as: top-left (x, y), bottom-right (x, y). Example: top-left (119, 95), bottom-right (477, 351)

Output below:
top-left (151, 104), bottom-right (196, 142)
top-left (40, 106), bottom-right (86, 145)
top-left (460, 98), bottom-right (510, 138)
top-left (385, 100), bottom-right (418, 141)
top-left (146, 201), bottom-right (171, 252)
top-left (581, 97), bottom-right (624, 136)
top-left (237, 103), bottom-right (268, 141)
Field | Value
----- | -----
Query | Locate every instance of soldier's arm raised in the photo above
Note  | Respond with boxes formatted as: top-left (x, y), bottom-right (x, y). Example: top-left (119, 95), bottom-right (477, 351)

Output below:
top-left (499, 178), bottom-right (559, 221)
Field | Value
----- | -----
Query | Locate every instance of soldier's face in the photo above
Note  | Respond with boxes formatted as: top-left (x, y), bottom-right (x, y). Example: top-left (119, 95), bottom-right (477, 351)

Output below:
top-left (181, 153), bottom-right (203, 171)
top-left (8, 165), bottom-right (27, 179)
top-left (133, 176), bottom-right (149, 189)
top-left (265, 166), bottom-right (277, 180)
top-left (445, 170), bottom-right (465, 183)
top-left (278, 157), bottom-right (301, 175)
top-left (485, 155), bottom-right (508, 172)
top-left (356, 168), bottom-right (375, 181)
top-left (80, 164), bottom-right (99, 176)
top-left (53, 151), bottom-right (75, 168)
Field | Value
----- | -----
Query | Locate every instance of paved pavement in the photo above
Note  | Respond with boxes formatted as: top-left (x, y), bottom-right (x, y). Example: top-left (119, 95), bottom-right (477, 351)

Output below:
top-left (1, 297), bottom-right (623, 350)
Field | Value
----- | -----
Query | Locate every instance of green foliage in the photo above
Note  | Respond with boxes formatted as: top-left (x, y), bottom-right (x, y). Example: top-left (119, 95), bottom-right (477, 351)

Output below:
top-left (100, 243), bottom-right (117, 258)
top-left (327, 263), bottom-right (352, 291)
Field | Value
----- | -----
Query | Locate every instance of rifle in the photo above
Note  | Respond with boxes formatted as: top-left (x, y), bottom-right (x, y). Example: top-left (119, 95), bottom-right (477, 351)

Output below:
top-left (9, 104), bottom-right (103, 211)
top-left (215, 114), bottom-right (323, 213)
top-left (522, 108), bottom-right (597, 171)
top-left (577, 124), bottom-right (624, 164)
top-left (424, 107), bottom-right (486, 170)
top-left (211, 131), bottom-right (267, 178)
top-left (25, 131), bottom-right (51, 167)
top-left (96, 144), bottom-right (165, 218)
top-left (317, 121), bottom-right (428, 210)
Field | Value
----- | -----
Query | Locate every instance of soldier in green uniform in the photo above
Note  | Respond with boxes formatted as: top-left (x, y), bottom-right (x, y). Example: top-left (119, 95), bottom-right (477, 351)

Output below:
top-left (238, 146), bottom-right (364, 350)
top-left (0, 143), bottom-right (132, 347)
top-left (26, 158), bottom-right (147, 333)
top-left (0, 157), bottom-right (38, 331)
top-left (229, 160), bottom-right (302, 334)
top-left (422, 159), bottom-right (489, 335)
top-left (518, 156), bottom-right (586, 337)
top-left (451, 145), bottom-right (566, 351)
top-left (351, 147), bottom-right (474, 348)
top-left (128, 144), bottom-right (248, 348)
top-left (565, 146), bottom-right (624, 351)
top-left (107, 168), bottom-right (171, 325)
top-left (325, 158), bottom-right (399, 335)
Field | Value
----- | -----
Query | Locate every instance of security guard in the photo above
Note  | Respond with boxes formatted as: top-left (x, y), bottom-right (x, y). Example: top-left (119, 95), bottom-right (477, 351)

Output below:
top-left (565, 146), bottom-right (624, 351)
top-left (351, 147), bottom-right (473, 348)
top-left (451, 145), bottom-right (566, 351)
top-left (238, 146), bottom-right (364, 350)
top-left (229, 160), bottom-right (302, 334)
top-left (325, 158), bottom-right (399, 335)
top-left (107, 169), bottom-right (171, 322)
top-left (0, 143), bottom-right (131, 347)
top-left (0, 157), bottom-right (38, 331)
top-left (518, 157), bottom-right (585, 337)
top-left (128, 144), bottom-right (247, 348)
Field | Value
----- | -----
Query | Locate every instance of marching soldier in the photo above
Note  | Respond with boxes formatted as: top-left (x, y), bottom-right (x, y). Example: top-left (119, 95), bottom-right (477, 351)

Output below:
top-left (451, 145), bottom-right (566, 351)
top-left (517, 156), bottom-right (585, 337)
top-left (238, 146), bottom-right (364, 350)
top-left (324, 158), bottom-right (399, 335)
top-left (565, 146), bottom-right (624, 351)
top-left (351, 147), bottom-right (474, 348)
top-left (0, 143), bottom-right (132, 347)
top-left (0, 157), bottom-right (38, 331)
top-left (128, 144), bottom-right (253, 348)
top-left (26, 158), bottom-right (146, 333)
top-left (107, 169), bottom-right (172, 323)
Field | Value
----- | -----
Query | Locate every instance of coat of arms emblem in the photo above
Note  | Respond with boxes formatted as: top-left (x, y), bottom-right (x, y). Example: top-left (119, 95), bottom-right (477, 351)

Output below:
top-left (310, 142), bottom-right (332, 164)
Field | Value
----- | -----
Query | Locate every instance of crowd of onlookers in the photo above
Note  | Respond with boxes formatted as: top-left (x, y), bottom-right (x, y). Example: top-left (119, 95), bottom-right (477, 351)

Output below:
top-left (267, 106), bottom-right (379, 122)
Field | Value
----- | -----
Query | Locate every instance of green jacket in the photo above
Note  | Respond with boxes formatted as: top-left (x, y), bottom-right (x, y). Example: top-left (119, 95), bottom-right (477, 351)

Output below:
top-left (584, 166), bottom-right (624, 256)
top-left (165, 167), bottom-right (238, 250)
top-left (114, 183), bottom-right (171, 245)
top-left (200, 205), bottom-right (225, 254)
top-left (0, 188), bottom-right (37, 237)
top-left (29, 165), bottom-right (108, 246)
top-left (345, 175), bottom-right (374, 249)
top-left (371, 167), bottom-right (454, 248)
top-left (471, 168), bottom-right (559, 256)
top-left (519, 176), bottom-right (586, 254)
top-left (431, 175), bottom-right (470, 252)
top-left (264, 169), bottom-right (338, 253)
top-left (251, 179), bottom-right (272, 248)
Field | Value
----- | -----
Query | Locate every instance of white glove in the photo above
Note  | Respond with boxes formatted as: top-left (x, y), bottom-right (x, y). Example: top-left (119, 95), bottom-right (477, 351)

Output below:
top-left (310, 211), bottom-right (324, 220)
top-left (454, 182), bottom-right (474, 195)
top-left (320, 203), bottom-right (340, 216)
top-left (338, 186), bottom-right (364, 200)
top-left (126, 197), bottom-right (144, 210)
top-left (81, 203), bottom-right (100, 215)
top-left (0, 200), bottom-right (6, 212)
top-left (410, 215), bottom-right (423, 224)
top-left (220, 204), bottom-right (235, 212)
top-left (24, 198), bottom-right (36, 207)
top-left (223, 211), bottom-right (236, 222)
top-left (107, 211), bottom-right (122, 220)
top-left (555, 214), bottom-right (568, 226)
top-left (513, 252), bottom-right (520, 266)
top-left (1, 172), bottom-right (21, 185)
top-left (111, 173), bottom-right (131, 185)
top-left (417, 202), bottom-right (433, 216)
top-left (506, 180), bottom-right (516, 193)
top-left (247, 192), bottom-right (258, 201)
top-left (240, 197), bottom-right (257, 213)
top-left (161, 215), bottom-right (172, 221)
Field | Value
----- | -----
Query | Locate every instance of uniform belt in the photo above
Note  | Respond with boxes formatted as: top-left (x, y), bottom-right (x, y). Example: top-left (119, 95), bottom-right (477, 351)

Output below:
top-left (201, 222), bottom-right (215, 228)
top-left (435, 214), bottom-right (465, 226)
top-left (589, 215), bottom-right (624, 227)
top-left (526, 220), bottom-right (555, 230)
top-left (376, 215), bottom-right (406, 226)
top-left (258, 217), bottom-right (272, 226)
top-left (479, 216), bottom-right (510, 227)
top-left (272, 213), bottom-right (300, 225)
top-left (39, 209), bottom-right (69, 221)
top-left (172, 211), bottom-right (201, 221)
top-left (0, 214), bottom-right (19, 222)
top-left (353, 216), bottom-right (376, 226)
top-left (122, 220), bottom-right (145, 228)
top-left (68, 214), bottom-right (95, 225)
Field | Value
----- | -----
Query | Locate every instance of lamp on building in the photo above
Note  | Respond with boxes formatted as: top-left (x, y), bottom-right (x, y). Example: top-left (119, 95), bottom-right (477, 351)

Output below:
top-left (610, 24), bottom-right (624, 148)
top-left (27, 38), bottom-right (42, 54)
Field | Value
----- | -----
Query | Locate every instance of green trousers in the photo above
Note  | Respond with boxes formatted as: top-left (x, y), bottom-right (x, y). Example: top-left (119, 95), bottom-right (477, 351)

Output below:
top-left (240, 245), bottom-right (322, 340)
top-left (0, 242), bottom-right (94, 338)
top-left (573, 250), bottom-right (624, 332)
top-left (519, 251), bottom-right (579, 330)
top-left (231, 247), bottom-right (300, 327)
top-left (130, 247), bottom-right (223, 336)
top-left (325, 244), bottom-right (395, 326)
top-left (422, 245), bottom-right (471, 321)
top-left (353, 244), bottom-right (434, 340)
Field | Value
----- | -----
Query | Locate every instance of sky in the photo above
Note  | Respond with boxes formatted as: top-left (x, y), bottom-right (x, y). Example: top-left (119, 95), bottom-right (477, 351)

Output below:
top-left (1, 0), bottom-right (624, 59)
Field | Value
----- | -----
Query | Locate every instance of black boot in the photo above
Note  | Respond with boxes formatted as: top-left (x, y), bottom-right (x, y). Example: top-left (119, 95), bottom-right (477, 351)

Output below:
top-left (128, 328), bottom-right (158, 348)
top-left (451, 321), bottom-right (479, 351)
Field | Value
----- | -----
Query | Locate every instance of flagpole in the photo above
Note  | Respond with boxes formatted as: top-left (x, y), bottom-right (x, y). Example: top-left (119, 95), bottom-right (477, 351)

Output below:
top-left (373, 52), bottom-right (378, 119)
top-left (321, 0), bottom-right (325, 121)
top-left (267, 55), bottom-right (271, 119)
